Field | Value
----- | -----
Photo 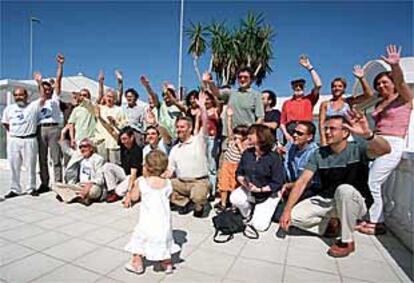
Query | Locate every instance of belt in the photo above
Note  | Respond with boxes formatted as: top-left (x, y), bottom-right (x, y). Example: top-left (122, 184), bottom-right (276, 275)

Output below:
top-left (178, 176), bottom-right (208, 183)
top-left (12, 133), bottom-right (37, 139)
top-left (40, 123), bottom-right (59, 127)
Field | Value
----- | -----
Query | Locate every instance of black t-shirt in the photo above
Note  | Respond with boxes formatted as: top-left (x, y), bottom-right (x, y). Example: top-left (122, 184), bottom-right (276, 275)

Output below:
top-left (305, 142), bottom-right (373, 208)
top-left (120, 143), bottom-right (143, 176)
top-left (265, 109), bottom-right (281, 135)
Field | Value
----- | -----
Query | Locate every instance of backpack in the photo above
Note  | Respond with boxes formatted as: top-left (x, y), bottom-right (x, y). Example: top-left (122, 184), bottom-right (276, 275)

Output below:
top-left (212, 209), bottom-right (259, 243)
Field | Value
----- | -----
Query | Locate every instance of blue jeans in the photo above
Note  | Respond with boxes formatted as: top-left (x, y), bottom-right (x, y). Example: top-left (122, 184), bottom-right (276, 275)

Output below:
top-left (206, 136), bottom-right (219, 196)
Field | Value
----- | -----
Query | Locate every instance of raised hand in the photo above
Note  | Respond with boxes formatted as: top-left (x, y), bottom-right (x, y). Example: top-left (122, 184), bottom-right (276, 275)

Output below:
top-left (352, 65), bottom-right (364, 79)
top-left (299, 54), bottom-right (312, 70)
top-left (344, 108), bottom-right (372, 138)
top-left (56, 53), bottom-right (65, 65)
top-left (381, 45), bottom-right (401, 66)
top-left (33, 71), bottom-right (42, 82)
top-left (202, 71), bottom-right (213, 82)
top-left (98, 70), bottom-right (105, 82)
top-left (196, 90), bottom-right (207, 108)
top-left (140, 75), bottom-right (150, 87)
top-left (114, 70), bottom-right (123, 82)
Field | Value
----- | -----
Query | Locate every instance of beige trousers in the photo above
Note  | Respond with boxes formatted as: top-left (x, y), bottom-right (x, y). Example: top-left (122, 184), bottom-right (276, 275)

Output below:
top-left (291, 184), bottom-right (367, 242)
top-left (171, 178), bottom-right (209, 209)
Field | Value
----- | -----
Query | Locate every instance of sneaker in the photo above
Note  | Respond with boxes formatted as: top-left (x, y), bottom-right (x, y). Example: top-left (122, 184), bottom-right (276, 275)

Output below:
top-left (4, 191), bottom-right (19, 199)
top-left (30, 190), bottom-right (40, 197)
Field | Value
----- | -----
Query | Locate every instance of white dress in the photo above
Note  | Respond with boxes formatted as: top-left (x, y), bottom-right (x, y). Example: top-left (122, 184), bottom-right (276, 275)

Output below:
top-left (124, 177), bottom-right (180, 260)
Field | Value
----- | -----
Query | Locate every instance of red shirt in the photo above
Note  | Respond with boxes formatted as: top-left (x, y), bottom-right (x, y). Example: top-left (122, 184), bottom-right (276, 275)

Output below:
top-left (281, 91), bottom-right (319, 125)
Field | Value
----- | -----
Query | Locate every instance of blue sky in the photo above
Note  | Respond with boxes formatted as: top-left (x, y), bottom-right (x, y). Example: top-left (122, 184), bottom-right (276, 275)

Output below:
top-left (1, 1), bottom-right (413, 100)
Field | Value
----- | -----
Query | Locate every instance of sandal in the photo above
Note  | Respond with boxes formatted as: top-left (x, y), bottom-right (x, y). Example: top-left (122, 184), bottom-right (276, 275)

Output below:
top-left (125, 261), bottom-right (145, 275)
top-left (357, 222), bottom-right (386, 235)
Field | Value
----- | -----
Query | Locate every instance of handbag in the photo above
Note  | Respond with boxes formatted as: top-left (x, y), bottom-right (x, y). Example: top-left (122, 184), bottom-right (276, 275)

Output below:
top-left (212, 209), bottom-right (259, 243)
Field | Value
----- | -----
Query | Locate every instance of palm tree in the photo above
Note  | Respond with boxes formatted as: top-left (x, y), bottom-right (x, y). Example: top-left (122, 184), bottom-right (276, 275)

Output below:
top-left (186, 12), bottom-right (274, 87)
top-left (186, 22), bottom-right (208, 83)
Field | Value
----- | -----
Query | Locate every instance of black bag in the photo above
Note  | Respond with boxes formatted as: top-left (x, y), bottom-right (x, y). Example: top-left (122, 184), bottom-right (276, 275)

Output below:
top-left (212, 209), bottom-right (259, 243)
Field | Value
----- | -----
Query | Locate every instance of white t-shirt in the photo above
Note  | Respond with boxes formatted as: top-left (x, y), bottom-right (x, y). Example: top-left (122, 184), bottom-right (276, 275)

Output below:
top-left (2, 100), bottom-right (42, 136)
top-left (39, 94), bottom-right (63, 125)
top-left (168, 132), bottom-right (208, 178)
top-left (79, 158), bottom-right (93, 183)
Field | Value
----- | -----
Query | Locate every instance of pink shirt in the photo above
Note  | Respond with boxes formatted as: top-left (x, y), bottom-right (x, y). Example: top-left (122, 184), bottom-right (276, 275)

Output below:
top-left (372, 97), bottom-right (412, 137)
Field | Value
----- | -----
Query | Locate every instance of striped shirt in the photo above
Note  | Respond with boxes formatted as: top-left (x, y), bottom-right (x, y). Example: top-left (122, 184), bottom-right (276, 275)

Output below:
top-left (223, 142), bottom-right (242, 163)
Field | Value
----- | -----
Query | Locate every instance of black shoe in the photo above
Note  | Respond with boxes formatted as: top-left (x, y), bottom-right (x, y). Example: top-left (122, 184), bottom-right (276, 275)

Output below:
top-left (193, 206), bottom-right (204, 218)
top-left (37, 185), bottom-right (50, 194)
top-left (56, 195), bottom-right (63, 202)
top-left (4, 191), bottom-right (19, 199)
top-left (30, 190), bottom-right (39, 197)
top-left (170, 203), bottom-right (181, 212)
top-left (208, 194), bottom-right (216, 202)
top-left (178, 202), bottom-right (195, 215)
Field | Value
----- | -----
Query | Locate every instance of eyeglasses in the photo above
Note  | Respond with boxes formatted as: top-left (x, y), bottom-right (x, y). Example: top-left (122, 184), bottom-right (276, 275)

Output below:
top-left (324, 126), bottom-right (345, 132)
top-left (293, 130), bottom-right (306, 136)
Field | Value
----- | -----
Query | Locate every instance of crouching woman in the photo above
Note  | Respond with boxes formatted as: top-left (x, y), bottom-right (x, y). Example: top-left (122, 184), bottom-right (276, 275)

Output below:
top-left (230, 124), bottom-right (285, 232)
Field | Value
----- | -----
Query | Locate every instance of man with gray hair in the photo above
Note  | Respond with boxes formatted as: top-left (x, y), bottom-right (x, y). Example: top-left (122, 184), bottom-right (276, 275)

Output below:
top-left (95, 71), bottom-right (127, 164)
top-left (53, 138), bottom-right (106, 205)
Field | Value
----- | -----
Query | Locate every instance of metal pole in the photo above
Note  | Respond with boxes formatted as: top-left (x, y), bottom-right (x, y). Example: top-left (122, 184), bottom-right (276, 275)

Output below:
top-left (177, 0), bottom-right (184, 99)
top-left (29, 17), bottom-right (33, 78)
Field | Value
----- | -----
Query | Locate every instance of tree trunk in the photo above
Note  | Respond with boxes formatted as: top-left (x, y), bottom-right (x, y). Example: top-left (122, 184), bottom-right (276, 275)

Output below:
top-left (226, 59), bottom-right (232, 84)
top-left (247, 55), bottom-right (252, 67)
top-left (254, 63), bottom-right (262, 77)
top-left (222, 68), bottom-right (227, 86)
top-left (193, 56), bottom-right (203, 85)
top-left (209, 55), bottom-right (214, 73)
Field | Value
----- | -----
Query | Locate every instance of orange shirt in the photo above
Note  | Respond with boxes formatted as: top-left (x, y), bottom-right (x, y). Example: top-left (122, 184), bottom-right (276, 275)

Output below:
top-left (281, 91), bottom-right (319, 125)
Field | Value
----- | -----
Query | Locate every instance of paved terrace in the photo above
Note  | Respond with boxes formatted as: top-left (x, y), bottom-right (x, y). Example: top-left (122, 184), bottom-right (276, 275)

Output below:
top-left (0, 170), bottom-right (412, 283)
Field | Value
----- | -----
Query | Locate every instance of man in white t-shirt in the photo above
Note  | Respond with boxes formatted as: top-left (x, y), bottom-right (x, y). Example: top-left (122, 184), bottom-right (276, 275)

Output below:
top-left (164, 93), bottom-right (210, 218)
top-left (37, 54), bottom-right (65, 194)
top-left (2, 85), bottom-right (46, 198)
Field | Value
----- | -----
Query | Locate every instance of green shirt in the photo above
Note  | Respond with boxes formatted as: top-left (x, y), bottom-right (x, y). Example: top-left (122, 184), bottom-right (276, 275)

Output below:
top-left (222, 88), bottom-right (264, 135)
top-left (68, 105), bottom-right (96, 142)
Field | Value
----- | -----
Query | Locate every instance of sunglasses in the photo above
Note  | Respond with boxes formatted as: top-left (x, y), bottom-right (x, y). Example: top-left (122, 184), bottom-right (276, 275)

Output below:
top-left (79, 144), bottom-right (90, 149)
top-left (293, 130), bottom-right (306, 136)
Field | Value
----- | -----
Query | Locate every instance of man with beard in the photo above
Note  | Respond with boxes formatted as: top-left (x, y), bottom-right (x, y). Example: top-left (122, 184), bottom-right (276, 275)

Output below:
top-left (2, 82), bottom-right (46, 198)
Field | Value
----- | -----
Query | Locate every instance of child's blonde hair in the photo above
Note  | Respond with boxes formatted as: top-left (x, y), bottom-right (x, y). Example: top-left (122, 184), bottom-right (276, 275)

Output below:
top-left (144, 150), bottom-right (169, 177)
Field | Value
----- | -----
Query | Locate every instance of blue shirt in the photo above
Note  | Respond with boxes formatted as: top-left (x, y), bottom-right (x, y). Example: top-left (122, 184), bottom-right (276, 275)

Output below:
top-left (236, 148), bottom-right (285, 202)
top-left (284, 142), bottom-right (321, 190)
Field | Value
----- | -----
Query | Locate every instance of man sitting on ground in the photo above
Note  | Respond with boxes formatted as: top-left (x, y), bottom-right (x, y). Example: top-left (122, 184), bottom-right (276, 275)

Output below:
top-left (53, 138), bottom-right (106, 205)
top-left (279, 110), bottom-right (390, 257)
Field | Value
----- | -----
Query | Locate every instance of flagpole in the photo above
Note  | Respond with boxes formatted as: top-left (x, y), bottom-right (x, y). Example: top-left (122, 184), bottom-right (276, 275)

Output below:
top-left (177, 0), bottom-right (184, 99)
top-left (29, 17), bottom-right (33, 78)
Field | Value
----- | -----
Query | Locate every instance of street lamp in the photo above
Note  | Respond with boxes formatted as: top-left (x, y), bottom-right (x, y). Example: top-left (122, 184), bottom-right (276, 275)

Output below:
top-left (29, 16), bottom-right (41, 78)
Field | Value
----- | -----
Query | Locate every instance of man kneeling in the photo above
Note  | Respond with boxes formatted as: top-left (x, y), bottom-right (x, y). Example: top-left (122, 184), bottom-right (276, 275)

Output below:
top-left (53, 138), bottom-right (105, 205)
top-left (280, 111), bottom-right (390, 257)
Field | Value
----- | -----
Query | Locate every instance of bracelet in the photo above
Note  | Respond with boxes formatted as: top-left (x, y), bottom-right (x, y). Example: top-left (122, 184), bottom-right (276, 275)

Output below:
top-left (308, 68), bottom-right (314, 72)
top-left (365, 131), bottom-right (375, 141)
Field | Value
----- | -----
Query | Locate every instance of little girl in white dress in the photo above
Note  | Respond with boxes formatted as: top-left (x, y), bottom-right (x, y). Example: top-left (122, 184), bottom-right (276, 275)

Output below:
top-left (124, 150), bottom-right (180, 275)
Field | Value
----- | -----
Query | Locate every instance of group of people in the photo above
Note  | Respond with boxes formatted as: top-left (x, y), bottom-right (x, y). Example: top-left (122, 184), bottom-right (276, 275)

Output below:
top-left (1, 44), bottom-right (412, 273)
